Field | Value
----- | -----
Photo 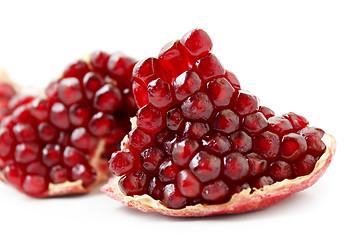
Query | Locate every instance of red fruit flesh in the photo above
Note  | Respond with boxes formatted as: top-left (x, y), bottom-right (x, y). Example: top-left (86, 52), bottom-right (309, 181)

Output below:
top-left (0, 51), bottom-right (137, 197)
top-left (103, 29), bottom-right (335, 217)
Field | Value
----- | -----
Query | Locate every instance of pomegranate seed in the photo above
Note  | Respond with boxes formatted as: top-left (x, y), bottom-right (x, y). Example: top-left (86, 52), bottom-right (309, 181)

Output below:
top-left (88, 112), bottom-right (115, 137)
top-left (268, 116), bottom-right (293, 135)
top-left (148, 177), bottom-right (164, 200)
top-left (63, 60), bottom-right (90, 79)
top-left (30, 98), bottom-right (49, 121)
top-left (23, 175), bottom-right (48, 196)
top-left (158, 159), bottom-right (179, 183)
top-left (253, 176), bottom-right (274, 189)
top-left (132, 81), bottom-right (149, 108)
top-left (118, 169), bottom-right (148, 196)
top-left (69, 104), bottom-right (90, 127)
top-left (180, 28), bottom-right (213, 59)
top-left (247, 153), bottom-right (267, 177)
top-left (50, 102), bottom-right (70, 130)
top-left (253, 131), bottom-right (280, 159)
top-left (259, 106), bottom-right (275, 119)
top-left (162, 183), bottom-right (187, 209)
top-left (128, 128), bottom-right (153, 152)
top-left (93, 84), bottom-right (122, 112)
top-left (13, 123), bottom-right (36, 142)
top-left (181, 92), bottom-right (213, 121)
top-left (63, 146), bottom-right (87, 167)
top-left (280, 133), bottom-right (307, 161)
top-left (26, 162), bottom-right (47, 176)
top-left (211, 109), bottom-right (239, 134)
top-left (268, 161), bottom-right (292, 181)
top-left (299, 127), bottom-right (326, 155)
top-left (107, 52), bottom-right (136, 87)
top-left (0, 128), bottom-right (14, 157)
top-left (293, 155), bottom-right (317, 176)
top-left (189, 151), bottom-right (221, 183)
top-left (147, 78), bottom-right (173, 109)
top-left (184, 122), bottom-right (209, 139)
top-left (49, 165), bottom-right (68, 184)
top-left (172, 139), bottom-right (199, 167)
top-left (206, 77), bottom-right (235, 107)
top-left (284, 112), bottom-right (308, 130)
top-left (177, 169), bottom-right (202, 198)
top-left (42, 144), bottom-right (61, 167)
top-left (173, 71), bottom-right (202, 101)
top-left (141, 147), bottom-right (164, 173)
top-left (201, 180), bottom-right (229, 203)
top-left (225, 71), bottom-right (241, 90)
top-left (70, 127), bottom-right (98, 152)
top-left (58, 78), bottom-right (83, 105)
top-left (37, 122), bottom-right (58, 142)
top-left (109, 150), bottom-right (137, 176)
top-left (3, 163), bottom-right (24, 188)
top-left (0, 83), bottom-right (16, 99)
top-left (133, 58), bottom-right (162, 87)
top-left (194, 54), bottom-right (225, 81)
top-left (233, 90), bottom-right (259, 116)
top-left (14, 143), bottom-right (39, 164)
top-left (202, 134), bottom-right (231, 155)
top-left (229, 131), bottom-right (252, 153)
top-left (223, 152), bottom-right (249, 182)
top-left (71, 164), bottom-right (96, 187)
top-left (166, 107), bottom-right (184, 131)
top-left (90, 51), bottom-right (110, 71)
top-left (242, 112), bottom-right (268, 135)
top-left (83, 72), bottom-right (105, 100)
top-left (137, 105), bottom-right (164, 133)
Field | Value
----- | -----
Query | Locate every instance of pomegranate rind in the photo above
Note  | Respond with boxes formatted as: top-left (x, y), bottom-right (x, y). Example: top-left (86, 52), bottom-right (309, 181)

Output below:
top-left (101, 133), bottom-right (335, 217)
top-left (0, 67), bottom-right (110, 197)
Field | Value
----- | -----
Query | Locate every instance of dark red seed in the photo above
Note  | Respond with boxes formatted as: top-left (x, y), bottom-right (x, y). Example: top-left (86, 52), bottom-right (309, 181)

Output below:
top-left (280, 133), bottom-right (307, 161)
top-left (14, 143), bottom-right (39, 164)
top-left (181, 92), bottom-right (213, 121)
top-left (58, 78), bottom-right (83, 105)
top-left (253, 176), bottom-right (274, 189)
top-left (242, 112), bottom-right (268, 135)
top-left (141, 147), bottom-right (164, 173)
top-left (247, 153), bottom-right (268, 177)
top-left (109, 150), bottom-right (137, 176)
top-left (93, 84), bottom-right (122, 112)
top-left (284, 112), bottom-right (308, 130)
top-left (69, 104), bottom-right (90, 127)
top-left (88, 112), bottom-right (115, 137)
top-left (83, 72), bottom-right (105, 100)
top-left (22, 175), bottom-right (48, 196)
top-left (49, 102), bottom-right (70, 130)
top-left (71, 163), bottom-right (96, 187)
top-left (62, 60), bottom-right (90, 79)
top-left (90, 50), bottom-right (110, 71)
top-left (224, 71), bottom-right (241, 90)
top-left (158, 159), bottom-right (180, 183)
top-left (172, 139), bottom-right (199, 167)
top-left (211, 109), bottom-right (239, 134)
top-left (202, 134), bottom-right (231, 155)
top-left (133, 58), bottom-right (162, 87)
top-left (30, 98), bottom-right (49, 121)
top-left (128, 128), bottom-right (153, 152)
top-left (148, 177), bottom-right (164, 200)
top-left (118, 169), bottom-right (148, 196)
top-left (173, 70), bottom-right (202, 101)
top-left (166, 107), bottom-right (184, 131)
top-left (26, 162), bottom-right (47, 176)
top-left (253, 131), bottom-right (280, 159)
top-left (268, 116), bottom-right (293, 135)
top-left (0, 128), bottom-right (14, 157)
top-left (233, 90), bottom-right (259, 116)
top-left (162, 183), bottom-right (188, 209)
top-left (206, 77), bottom-right (235, 107)
top-left (180, 28), bottom-right (213, 59)
top-left (183, 122), bottom-right (209, 139)
top-left (223, 152), bottom-right (249, 182)
top-left (70, 127), bottom-right (98, 152)
top-left (63, 146), bottom-right (87, 167)
top-left (299, 127), bottom-right (326, 155)
top-left (12, 123), bottom-right (36, 142)
top-left (107, 52), bottom-right (136, 87)
top-left (177, 169), bottom-right (202, 198)
top-left (3, 163), bottom-right (24, 188)
top-left (194, 54), bottom-right (225, 81)
top-left (201, 180), bottom-right (229, 203)
top-left (268, 161), bottom-right (292, 182)
top-left (136, 105), bottom-right (164, 133)
top-left (229, 131), bottom-right (252, 153)
top-left (49, 165), bottom-right (68, 184)
top-left (147, 78), bottom-right (173, 109)
top-left (42, 144), bottom-right (61, 167)
top-left (259, 106), bottom-right (275, 119)
top-left (189, 151), bottom-right (221, 183)
top-left (293, 155), bottom-right (317, 176)
top-left (132, 81), bottom-right (149, 108)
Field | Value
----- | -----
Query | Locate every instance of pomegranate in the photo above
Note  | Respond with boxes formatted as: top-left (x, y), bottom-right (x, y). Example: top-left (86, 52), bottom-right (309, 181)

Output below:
top-left (0, 51), bottom-right (137, 197)
top-left (102, 29), bottom-right (336, 217)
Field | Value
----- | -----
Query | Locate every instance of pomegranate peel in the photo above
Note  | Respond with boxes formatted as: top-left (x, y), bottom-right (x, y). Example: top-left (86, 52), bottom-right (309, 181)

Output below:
top-left (102, 128), bottom-right (335, 217)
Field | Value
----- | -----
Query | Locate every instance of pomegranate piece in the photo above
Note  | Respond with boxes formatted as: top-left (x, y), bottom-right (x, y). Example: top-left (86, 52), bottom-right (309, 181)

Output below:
top-left (101, 29), bottom-right (335, 217)
top-left (0, 51), bottom-right (138, 197)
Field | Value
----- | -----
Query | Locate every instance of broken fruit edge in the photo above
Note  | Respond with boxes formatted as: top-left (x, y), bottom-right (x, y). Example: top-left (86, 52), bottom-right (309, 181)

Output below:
top-left (101, 133), bottom-right (335, 217)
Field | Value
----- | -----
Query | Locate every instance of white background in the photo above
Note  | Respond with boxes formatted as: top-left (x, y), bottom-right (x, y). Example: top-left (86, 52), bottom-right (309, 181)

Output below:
top-left (0, 0), bottom-right (359, 239)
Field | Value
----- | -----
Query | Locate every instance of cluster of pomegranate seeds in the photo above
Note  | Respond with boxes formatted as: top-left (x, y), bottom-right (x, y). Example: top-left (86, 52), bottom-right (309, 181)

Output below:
top-left (0, 51), bottom-right (137, 197)
top-left (109, 29), bottom-right (326, 209)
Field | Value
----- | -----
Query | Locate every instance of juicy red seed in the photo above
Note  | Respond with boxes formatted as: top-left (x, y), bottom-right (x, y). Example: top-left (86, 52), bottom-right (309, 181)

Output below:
top-left (3, 163), bottom-right (24, 188)
top-left (225, 71), bottom-right (241, 90)
top-left (0, 128), bottom-right (14, 157)
top-left (13, 123), bottom-right (36, 142)
top-left (155, 128), bottom-right (172, 145)
top-left (177, 169), bottom-right (202, 198)
top-left (38, 122), bottom-right (57, 142)
top-left (243, 112), bottom-right (268, 134)
top-left (88, 112), bottom-right (115, 137)
top-left (173, 70), bottom-right (202, 101)
top-left (181, 92), bottom-right (214, 121)
top-left (232, 183), bottom-right (250, 194)
top-left (280, 133), bottom-right (307, 161)
top-left (172, 139), bottom-right (199, 167)
top-left (109, 150), bottom-right (137, 176)
top-left (247, 153), bottom-right (268, 177)
top-left (211, 109), bottom-right (239, 134)
top-left (69, 104), bottom-right (90, 126)
top-left (45, 81), bottom-right (59, 102)
top-left (253, 176), bottom-right (274, 189)
top-left (148, 177), bottom-right (164, 200)
top-left (63, 60), bottom-right (90, 79)
top-left (201, 180), bottom-right (229, 203)
top-left (11, 105), bottom-right (32, 123)
top-left (293, 155), bottom-right (317, 176)
top-left (158, 159), bottom-right (180, 183)
top-left (63, 146), bottom-right (87, 167)
top-left (93, 84), bottom-right (122, 112)
top-left (223, 152), bottom-right (249, 182)
top-left (147, 78), bottom-right (173, 109)
top-left (163, 136), bottom-right (177, 155)
top-left (8, 94), bottom-right (34, 111)
top-left (26, 162), bottom-right (47, 176)
top-left (229, 131), bottom-right (252, 153)
top-left (71, 163), bottom-right (96, 187)
top-left (194, 54), bottom-right (225, 81)
top-left (118, 169), bottom-right (148, 196)
top-left (202, 134), bottom-right (231, 155)
top-left (23, 175), bottom-right (48, 196)
top-left (299, 127), bottom-right (326, 155)
top-left (132, 81), bottom-right (149, 108)
top-left (107, 52), bottom-right (136, 87)
top-left (137, 105), bottom-right (164, 133)
top-left (90, 50), bottom-right (110, 71)
top-left (57, 131), bottom-right (70, 146)
top-left (0, 83), bottom-right (16, 99)
top-left (122, 88), bottom-right (138, 116)
top-left (42, 144), bottom-right (61, 167)
top-left (233, 90), bottom-right (259, 116)
top-left (133, 58), bottom-right (162, 87)
top-left (49, 165), bottom-right (68, 184)
top-left (206, 77), bottom-right (235, 107)
top-left (268, 161), bottom-right (292, 181)
top-left (30, 98), bottom-right (49, 121)
top-left (128, 128), bottom-right (153, 152)
top-left (58, 78), bottom-right (83, 105)
top-left (184, 122), bottom-right (209, 139)
top-left (166, 107), bottom-right (184, 131)
top-left (70, 127), bottom-right (98, 152)
top-left (253, 131), bottom-right (280, 159)
top-left (49, 102), bottom-right (70, 130)
top-left (158, 40), bottom-right (190, 80)
top-left (189, 151), bottom-right (221, 183)
top-left (268, 116), bottom-right (293, 135)
top-left (180, 28), bottom-right (213, 59)
top-left (259, 106), bottom-right (275, 119)
top-left (83, 72), bottom-right (105, 100)
top-left (284, 112), bottom-right (308, 130)
top-left (162, 183), bottom-right (188, 209)
top-left (141, 147), bottom-right (164, 173)
top-left (14, 143), bottom-right (39, 164)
